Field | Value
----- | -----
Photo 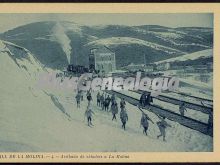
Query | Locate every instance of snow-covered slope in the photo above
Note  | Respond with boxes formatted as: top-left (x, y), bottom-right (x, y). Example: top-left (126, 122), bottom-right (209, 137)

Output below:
top-left (0, 40), bottom-right (212, 152)
top-left (0, 21), bottom-right (213, 68)
top-left (0, 40), bottom-right (74, 151)
top-left (155, 49), bottom-right (213, 64)
top-left (85, 37), bottom-right (186, 55)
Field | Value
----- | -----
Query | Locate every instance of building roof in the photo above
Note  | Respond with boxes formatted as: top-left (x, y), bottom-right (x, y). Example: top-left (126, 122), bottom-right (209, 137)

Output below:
top-left (91, 46), bottom-right (114, 54)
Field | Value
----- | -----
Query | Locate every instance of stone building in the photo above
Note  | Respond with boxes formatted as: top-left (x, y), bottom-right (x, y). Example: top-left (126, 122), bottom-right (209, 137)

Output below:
top-left (89, 46), bottom-right (116, 76)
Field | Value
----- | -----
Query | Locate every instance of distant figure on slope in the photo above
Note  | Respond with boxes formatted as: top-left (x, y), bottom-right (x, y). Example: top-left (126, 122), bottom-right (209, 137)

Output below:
top-left (79, 90), bottom-right (83, 101)
top-left (207, 110), bottom-right (213, 133)
top-left (84, 107), bottom-right (95, 126)
top-left (157, 116), bottom-right (171, 141)
top-left (120, 98), bottom-right (126, 109)
top-left (111, 94), bottom-right (116, 104)
top-left (146, 92), bottom-right (153, 106)
top-left (179, 102), bottom-right (187, 116)
top-left (75, 93), bottom-right (81, 108)
top-left (120, 108), bottom-right (128, 130)
top-left (139, 92), bottom-right (147, 107)
top-left (140, 112), bottom-right (154, 136)
top-left (111, 100), bottom-right (118, 121)
top-left (86, 90), bottom-right (93, 104)
top-left (104, 95), bottom-right (111, 111)
top-left (140, 92), bottom-right (153, 107)
top-left (96, 92), bottom-right (101, 107)
top-left (201, 101), bottom-right (213, 133)
top-left (100, 93), bottom-right (105, 110)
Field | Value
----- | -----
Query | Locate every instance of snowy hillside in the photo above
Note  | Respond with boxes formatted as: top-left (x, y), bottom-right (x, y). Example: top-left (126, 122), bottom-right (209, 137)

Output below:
top-left (155, 49), bottom-right (213, 64)
top-left (85, 37), bottom-right (186, 55)
top-left (0, 40), bottom-right (212, 151)
top-left (0, 21), bottom-right (213, 68)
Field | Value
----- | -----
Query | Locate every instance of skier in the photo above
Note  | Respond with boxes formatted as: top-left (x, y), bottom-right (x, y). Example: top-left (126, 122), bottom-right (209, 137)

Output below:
top-left (140, 92), bottom-right (153, 107)
top-left (84, 107), bottom-right (95, 126)
top-left (120, 108), bottom-right (128, 130)
top-left (111, 94), bottom-right (116, 104)
top-left (207, 110), bottom-right (213, 133)
top-left (75, 92), bottom-right (81, 108)
top-left (100, 93), bottom-right (105, 110)
top-left (104, 95), bottom-right (111, 111)
top-left (201, 101), bottom-right (213, 133)
top-left (111, 100), bottom-right (118, 121)
top-left (120, 98), bottom-right (126, 109)
top-left (139, 92), bottom-right (147, 107)
top-left (157, 116), bottom-right (171, 141)
top-left (140, 112), bottom-right (154, 136)
top-left (86, 90), bottom-right (93, 103)
top-left (179, 102), bottom-right (187, 116)
top-left (146, 92), bottom-right (153, 106)
top-left (96, 92), bottom-right (101, 107)
top-left (79, 90), bottom-right (83, 101)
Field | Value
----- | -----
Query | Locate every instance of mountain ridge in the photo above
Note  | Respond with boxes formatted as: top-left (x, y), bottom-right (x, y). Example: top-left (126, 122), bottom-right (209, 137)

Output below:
top-left (0, 21), bottom-right (213, 69)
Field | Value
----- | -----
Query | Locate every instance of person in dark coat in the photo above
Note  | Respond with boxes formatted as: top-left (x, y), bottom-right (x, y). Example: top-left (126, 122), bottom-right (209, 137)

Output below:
top-left (140, 112), bottom-right (154, 135)
top-left (120, 108), bottom-right (128, 130)
top-left (86, 90), bottom-right (92, 103)
top-left (207, 110), bottom-right (213, 133)
top-left (146, 92), bottom-right (153, 106)
top-left (79, 90), bottom-right (83, 101)
top-left (111, 94), bottom-right (116, 104)
top-left (120, 98), bottom-right (126, 109)
top-left (179, 102), bottom-right (187, 116)
top-left (100, 93), bottom-right (105, 110)
top-left (139, 92), bottom-right (147, 107)
top-left (96, 92), bottom-right (101, 107)
top-left (157, 116), bottom-right (171, 141)
top-left (104, 95), bottom-right (111, 111)
top-left (111, 101), bottom-right (118, 121)
top-left (84, 107), bottom-right (95, 126)
top-left (140, 92), bottom-right (153, 107)
top-left (201, 101), bottom-right (213, 133)
top-left (75, 93), bottom-right (81, 108)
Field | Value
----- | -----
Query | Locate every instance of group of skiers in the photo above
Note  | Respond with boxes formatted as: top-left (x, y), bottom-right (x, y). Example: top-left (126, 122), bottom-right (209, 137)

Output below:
top-left (179, 100), bottom-right (211, 133)
top-left (138, 92), bottom-right (174, 141)
top-left (96, 92), bottom-right (112, 111)
top-left (96, 92), bottom-right (129, 130)
top-left (75, 90), bottom-right (94, 126)
top-left (74, 89), bottom-right (213, 141)
top-left (140, 92), bottom-right (188, 117)
top-left (138, 105), bottom-right (171, 141)
top-left (74, 89), bottom-right (173, 141)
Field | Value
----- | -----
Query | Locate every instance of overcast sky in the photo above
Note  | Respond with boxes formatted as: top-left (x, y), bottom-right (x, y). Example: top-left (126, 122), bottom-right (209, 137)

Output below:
top-left (0, 13), bottom-right (213, 33)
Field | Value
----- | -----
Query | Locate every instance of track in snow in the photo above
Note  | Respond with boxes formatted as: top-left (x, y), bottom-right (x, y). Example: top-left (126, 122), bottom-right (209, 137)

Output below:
top-left (105, 90), bottom-right (213, 137)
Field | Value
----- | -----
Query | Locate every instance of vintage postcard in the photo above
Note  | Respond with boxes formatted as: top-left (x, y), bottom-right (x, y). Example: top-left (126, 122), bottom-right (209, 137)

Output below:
top-left (0, 3), bottom-right (219, 163)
